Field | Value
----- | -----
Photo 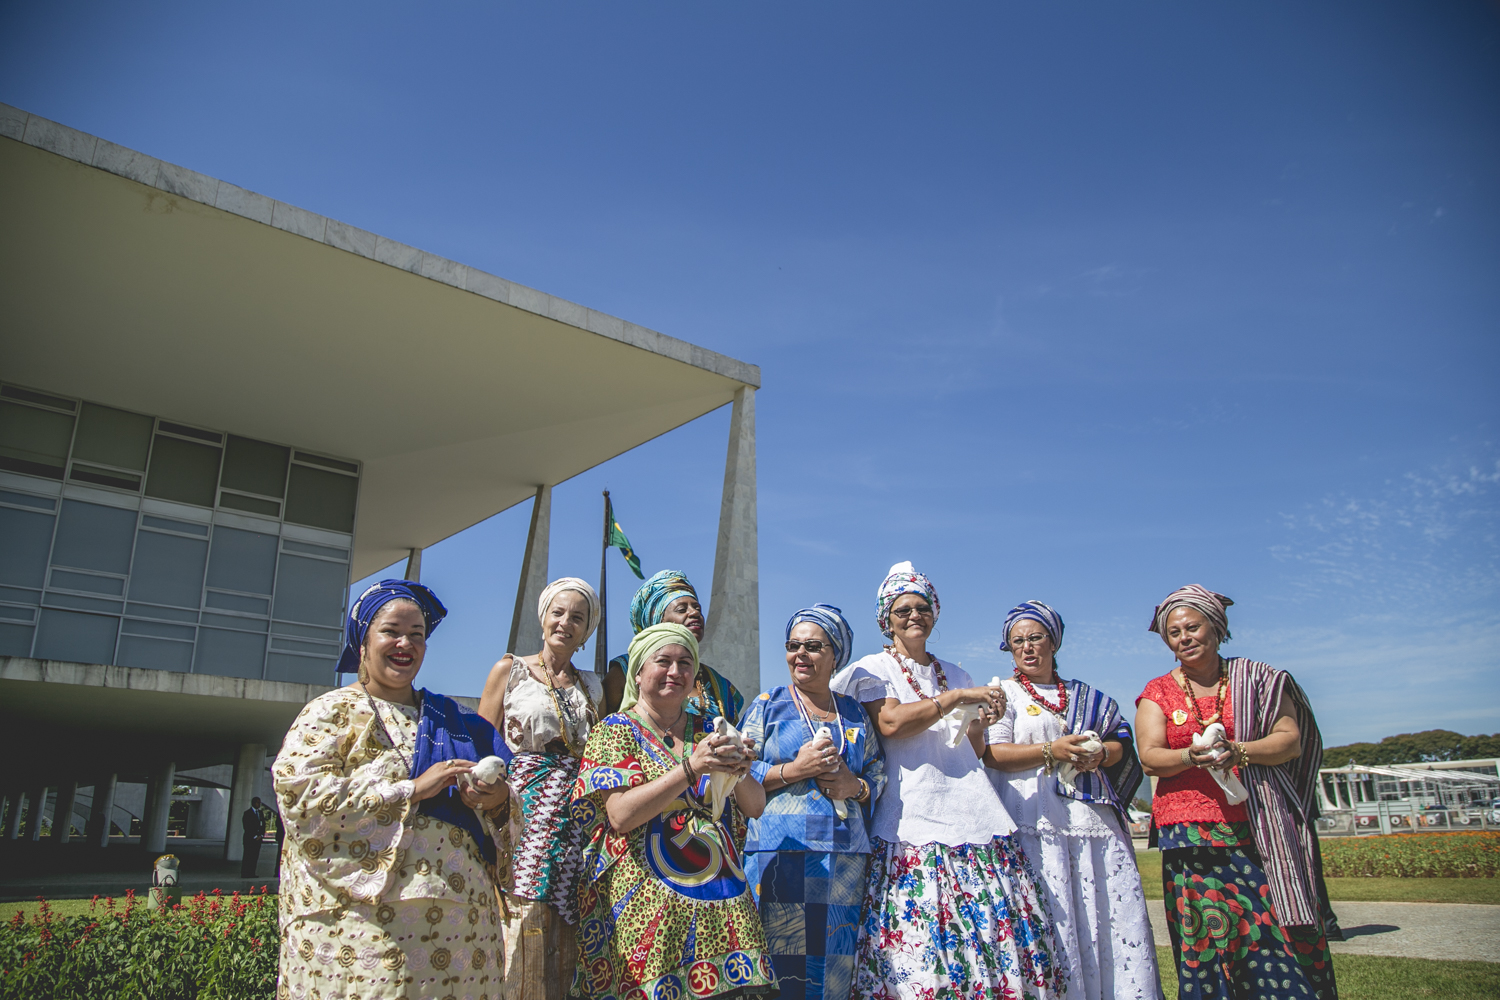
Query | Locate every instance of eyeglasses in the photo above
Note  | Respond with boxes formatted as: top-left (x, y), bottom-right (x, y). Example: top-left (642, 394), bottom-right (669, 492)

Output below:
top-left (785, 640), bottom-right (831, 654)
top-left (1010, 632), bottom-right (1050, 648)
top-left (890, 605), bottom-right (934, 620)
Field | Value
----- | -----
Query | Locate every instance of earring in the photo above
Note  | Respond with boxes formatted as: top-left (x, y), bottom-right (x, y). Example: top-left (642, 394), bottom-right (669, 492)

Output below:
top-left (931, 628), bottom-right (942, 643)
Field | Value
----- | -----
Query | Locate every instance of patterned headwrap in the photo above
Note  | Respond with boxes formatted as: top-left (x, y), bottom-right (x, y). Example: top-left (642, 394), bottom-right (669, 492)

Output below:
top-left (1149, 584), bottom-right (1234, 642)
top-left (1000, 600), bottom-right (1065, 652)
top-left (628, 569), bottom-right (699, 635)
top-left (619, 622), bottom-right (700, 715)
top-left (785, 604), bottom-right (855, 671)
top-left (537, 577), bottom-right (601, 643)
top-left (876, 561), bottom-right (940, 639)
top-left (337, 579), bottom-right (448, 674)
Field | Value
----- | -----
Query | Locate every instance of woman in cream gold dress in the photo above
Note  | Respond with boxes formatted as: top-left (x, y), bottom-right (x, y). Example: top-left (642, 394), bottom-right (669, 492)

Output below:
top-left (274, 580), bottom-right (518, 1000)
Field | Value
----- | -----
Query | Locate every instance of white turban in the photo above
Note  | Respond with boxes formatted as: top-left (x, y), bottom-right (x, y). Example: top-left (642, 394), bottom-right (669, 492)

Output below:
top-left (537, 577), bottom-right (601, 643)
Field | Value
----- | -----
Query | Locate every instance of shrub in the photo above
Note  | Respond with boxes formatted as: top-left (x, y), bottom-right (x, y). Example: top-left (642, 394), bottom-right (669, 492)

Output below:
top-left (1321, 832), bottom-right (1500, 878)
top-left (0, 888), bottom-right (277, 1000)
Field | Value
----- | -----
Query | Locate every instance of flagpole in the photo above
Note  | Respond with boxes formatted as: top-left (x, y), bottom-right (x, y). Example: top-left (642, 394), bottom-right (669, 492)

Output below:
top-left (595, 490), bottom-right (610, 674)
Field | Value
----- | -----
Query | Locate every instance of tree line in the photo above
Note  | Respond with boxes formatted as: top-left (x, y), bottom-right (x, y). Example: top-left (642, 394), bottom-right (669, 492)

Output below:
top-left (1322, 729), bottom-right (1500, 767)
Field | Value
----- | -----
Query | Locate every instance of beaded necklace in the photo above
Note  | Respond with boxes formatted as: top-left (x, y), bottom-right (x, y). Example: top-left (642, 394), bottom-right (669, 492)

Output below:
top-left (362, 686), bottom-right (415, 773)
top-left (1012, 669), bottom-right (1068, 719)
top-left (1174, 661), bottom-right (1228, 728)
top-left (790, 685), bottom-right (846, 756)
top-left (536, 655), bottom-right (594, 757)
top-left (885, 645), bottom-right (948, 701)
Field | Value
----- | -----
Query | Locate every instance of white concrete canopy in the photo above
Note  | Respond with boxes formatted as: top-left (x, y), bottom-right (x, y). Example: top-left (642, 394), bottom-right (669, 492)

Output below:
top-left (0, 104), bottom-right (759, 579)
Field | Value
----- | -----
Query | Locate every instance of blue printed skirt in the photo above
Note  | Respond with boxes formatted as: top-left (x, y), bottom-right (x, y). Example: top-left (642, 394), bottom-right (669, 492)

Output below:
top-left (746, 850), bottom-right (868, 1000)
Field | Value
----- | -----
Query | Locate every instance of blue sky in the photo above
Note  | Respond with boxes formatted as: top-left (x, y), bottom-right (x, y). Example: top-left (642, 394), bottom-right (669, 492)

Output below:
top-left (4, 3), bottom-right (1495, 746)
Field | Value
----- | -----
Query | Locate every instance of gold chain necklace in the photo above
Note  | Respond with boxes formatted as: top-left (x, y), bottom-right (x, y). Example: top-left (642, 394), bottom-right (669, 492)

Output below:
top-left (537, 654), bottom-right (594, 757)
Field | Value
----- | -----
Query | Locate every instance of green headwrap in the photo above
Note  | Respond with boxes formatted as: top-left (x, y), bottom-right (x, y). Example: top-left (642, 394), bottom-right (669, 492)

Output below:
top-left (619, 622), bottom-right (700, 715)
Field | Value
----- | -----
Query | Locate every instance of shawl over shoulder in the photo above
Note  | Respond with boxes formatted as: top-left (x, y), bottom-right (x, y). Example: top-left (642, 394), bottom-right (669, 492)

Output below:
top-left (1227, 658), bottom-right (1325, 928)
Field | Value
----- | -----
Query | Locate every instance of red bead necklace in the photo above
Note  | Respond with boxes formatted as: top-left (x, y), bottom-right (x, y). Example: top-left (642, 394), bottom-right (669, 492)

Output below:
top-left (886, 645), bottom-right (949, 701)
top-left (1012, 669), bottom-right (1068, 718)
top-left (1174, 663), bottom-right (1227, 729)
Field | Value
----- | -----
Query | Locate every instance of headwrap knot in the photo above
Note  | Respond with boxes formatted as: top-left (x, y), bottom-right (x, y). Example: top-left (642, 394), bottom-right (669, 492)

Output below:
top-left (628, 569), bottom-right (698, 635)
top-left (619, 622), bottom-right (700, 715)
top-left (537, 577), bottom-right (601, 643)
top-left (1001, 600), bottom-right (1065, 652)
top-left (337, 579), bottom-right (448, 675)
top-left (784, 604), bottom-right (855, 670)
top-left (875, 561), bottom-right (940, 639)
top-left (1149, 584), bottom-right (1233, 642)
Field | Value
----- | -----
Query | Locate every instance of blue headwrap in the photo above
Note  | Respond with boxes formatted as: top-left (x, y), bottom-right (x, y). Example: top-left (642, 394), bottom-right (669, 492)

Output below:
top-left (1000, 600), bottom-right (1065, 652)
top-left (337, 579), bottom-right (449, 674)
top-left (785, 604), bottom-right (855, 670)
top-left (628, 569), bottom-right (698, 635)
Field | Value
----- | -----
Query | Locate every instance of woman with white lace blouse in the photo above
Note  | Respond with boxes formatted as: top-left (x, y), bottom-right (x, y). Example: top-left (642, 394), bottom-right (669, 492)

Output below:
top-left (982, 601), bottom-right (1162, 1000)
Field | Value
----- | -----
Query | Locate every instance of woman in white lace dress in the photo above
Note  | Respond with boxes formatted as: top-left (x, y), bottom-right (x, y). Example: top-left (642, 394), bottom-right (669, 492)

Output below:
top-left (982, 601), bottom-right (1162, 1000)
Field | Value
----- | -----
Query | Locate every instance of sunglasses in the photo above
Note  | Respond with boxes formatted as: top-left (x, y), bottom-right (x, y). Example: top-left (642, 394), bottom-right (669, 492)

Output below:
top-left (785, 640), bottom-right (832, 654)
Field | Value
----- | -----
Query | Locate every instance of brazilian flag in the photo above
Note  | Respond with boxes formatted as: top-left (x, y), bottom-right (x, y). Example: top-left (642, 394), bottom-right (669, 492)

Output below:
top-left (607, 497), bottom-right (644, 578)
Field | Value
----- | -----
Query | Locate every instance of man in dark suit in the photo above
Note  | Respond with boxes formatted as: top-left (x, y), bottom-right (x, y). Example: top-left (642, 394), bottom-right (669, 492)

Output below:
top-left (240, 796), bottom-right (267, 878)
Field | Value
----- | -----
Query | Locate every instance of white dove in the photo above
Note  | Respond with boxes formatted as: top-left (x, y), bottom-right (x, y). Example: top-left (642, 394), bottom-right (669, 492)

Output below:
top-left (1192, 722), bottom-right (1249, 805)
top-left (815, 725), bottom-right (850, 820)
top-left (458, 755), bottom-right (507, 793)
top-left (938, 676), bottom-right (1003, 748)
top-left (707, 716), bottom-right (749, 821)
top-left (1055, 730), bottom-right (1104, 795)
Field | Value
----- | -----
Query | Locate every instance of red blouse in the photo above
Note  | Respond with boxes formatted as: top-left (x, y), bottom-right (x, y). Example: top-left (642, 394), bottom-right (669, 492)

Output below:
top-left (1137, 672), bottom-right (1248, 827)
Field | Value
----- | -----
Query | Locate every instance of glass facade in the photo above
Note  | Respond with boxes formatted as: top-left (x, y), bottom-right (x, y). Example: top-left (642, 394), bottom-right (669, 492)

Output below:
top-left (0, 383), bottom-right (359, 685)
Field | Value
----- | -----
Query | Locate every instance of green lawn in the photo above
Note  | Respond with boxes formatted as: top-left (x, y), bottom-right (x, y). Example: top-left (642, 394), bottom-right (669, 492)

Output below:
top-left (1136, 850), bottom-right (1500, 904)
top-left (0, 898), bottom-right (97, 920)
top-left (1155, 949), bottom-right (1500, 1000)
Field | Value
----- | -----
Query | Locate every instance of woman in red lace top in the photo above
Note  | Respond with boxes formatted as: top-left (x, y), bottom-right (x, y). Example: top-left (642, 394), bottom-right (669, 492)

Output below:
top-left (1135, 585), bottom-right (1337, 1000)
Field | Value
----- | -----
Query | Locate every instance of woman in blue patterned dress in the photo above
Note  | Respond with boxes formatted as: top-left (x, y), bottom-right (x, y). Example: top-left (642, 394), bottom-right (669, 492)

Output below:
top-left (740, 604), bottom-right (886, 1000)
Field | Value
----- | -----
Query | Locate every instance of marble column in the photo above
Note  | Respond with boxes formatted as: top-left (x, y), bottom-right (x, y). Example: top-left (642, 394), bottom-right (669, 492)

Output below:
top-left (141, 762), bottom-right (175, 853)
top-left (87, 774), bottom-right (118, 847)
top-left (50, 781), bottom-right (79, 843)
top-left (223, 744), bottom-right (266, 862)
top-left (699, 386), bottom-right (760, 700)
top-left (507, 484), bottom-right (552, 657)
top-left (403, 546), bottom-right (423, 582)
top-left (22, 786), bottom-right (49, 842)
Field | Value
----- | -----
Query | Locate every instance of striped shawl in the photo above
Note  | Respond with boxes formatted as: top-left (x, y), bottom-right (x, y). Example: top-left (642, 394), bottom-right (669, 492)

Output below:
top-left (1061, 679), bottom-right (1144, 823)
top-left (1227, 657), bottom-right (1325, 928)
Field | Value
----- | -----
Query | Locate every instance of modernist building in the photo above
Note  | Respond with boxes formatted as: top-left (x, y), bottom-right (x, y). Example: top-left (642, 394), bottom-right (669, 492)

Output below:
top-left (0, 102), bottom-right (760, 863)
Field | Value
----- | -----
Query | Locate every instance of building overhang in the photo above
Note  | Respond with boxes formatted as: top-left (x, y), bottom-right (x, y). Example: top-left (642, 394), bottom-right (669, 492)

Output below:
top-left (0, 105), bottom-right (759, 579)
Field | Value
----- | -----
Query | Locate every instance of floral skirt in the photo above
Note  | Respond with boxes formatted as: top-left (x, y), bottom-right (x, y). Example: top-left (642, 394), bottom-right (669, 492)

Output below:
top-left (278, 893), bottom-right (504, 1000)
top-left (747, 850), bottom-right (868, 1000)
top-left (852, 836), bottom-right (1065, 1000)
top-left (1161, 822), bottom-right (1336, 1000)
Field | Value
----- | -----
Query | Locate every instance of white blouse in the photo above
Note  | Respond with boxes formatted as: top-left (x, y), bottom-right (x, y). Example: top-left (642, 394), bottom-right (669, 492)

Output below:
top-left (832, 651), bottom-right (1016, 847)
top-left (984, 677), bottom-right (1121, 839)
top-left (502, 655), bottom-right (604, 755)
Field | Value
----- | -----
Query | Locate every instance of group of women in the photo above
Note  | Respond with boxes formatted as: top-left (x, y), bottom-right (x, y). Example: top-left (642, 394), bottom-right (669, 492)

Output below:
top-left (270, 562), bottom-right (1338, 1000)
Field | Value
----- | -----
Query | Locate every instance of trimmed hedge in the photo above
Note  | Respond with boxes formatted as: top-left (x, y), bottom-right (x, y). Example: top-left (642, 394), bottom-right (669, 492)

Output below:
top-left (0, 889), bottom-right (277, 1000)
top-left (1321, 832), bottom-right (1500, 878)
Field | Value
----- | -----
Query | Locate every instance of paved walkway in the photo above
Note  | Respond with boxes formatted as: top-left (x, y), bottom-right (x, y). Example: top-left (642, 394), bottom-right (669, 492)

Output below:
top-left (1146, 900), bottom-right (1500, 963)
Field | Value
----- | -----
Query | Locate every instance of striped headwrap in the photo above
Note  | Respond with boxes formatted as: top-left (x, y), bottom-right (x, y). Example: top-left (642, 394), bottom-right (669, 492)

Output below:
top-left (619, 622), bottom-right (699, 715)
top-left (876, 561), bottom-right (940, 639)
top-left (537, 576), bottom-right (601, 643)
top-left (337, 579), bottom-right (448, 674)
top-left (628, 569), bottom-right (699, 635)
top-left (1000, 600), bottom-right (1065, 652)
top-left (785, 604), bottom-right (855, 670)
top-left (1149, 584), bottom-right (1234, 642)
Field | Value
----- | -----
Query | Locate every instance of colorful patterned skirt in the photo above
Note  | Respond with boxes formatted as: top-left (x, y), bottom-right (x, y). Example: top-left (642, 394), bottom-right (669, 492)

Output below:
top-left (746, 850), bottom-right (868, 1000)
top-left (1160, 822), bottom-right (1336, 1000)
top-left (852, 836), bottom-right (1065, 1000)
top-left (571, 811), bottom-right (777, 1000)
top-left (511, 750), bottom-right (586, 921)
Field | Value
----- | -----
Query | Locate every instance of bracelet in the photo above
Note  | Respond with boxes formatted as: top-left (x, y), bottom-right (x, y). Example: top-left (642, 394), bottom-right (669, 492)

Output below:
top-left (855, 779), bottom-right (870, 804)
top-left (1180, 747), bottom-right (1193, 767)
top-left (1041, 741), bottom-right (1055, 776)
top-left (1235, 742), bottom-right (1251, 769)
top-left (778, 763), bottom-right (788, 786)
top-left (682, 755), bottom-right (698, 785)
